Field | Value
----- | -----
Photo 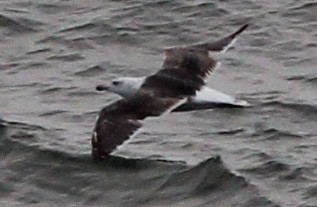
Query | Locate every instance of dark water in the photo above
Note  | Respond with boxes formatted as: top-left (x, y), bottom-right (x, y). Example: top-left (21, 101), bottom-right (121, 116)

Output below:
top-left (0, 0), bottom-right (316, 206)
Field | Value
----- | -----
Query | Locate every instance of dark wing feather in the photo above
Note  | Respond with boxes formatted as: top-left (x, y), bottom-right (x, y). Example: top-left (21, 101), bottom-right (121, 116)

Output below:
top-left (92, 116), bottom-right (142, 161)
top-left (92, 95), bottom-right (182, 160)
top-left (162, 48), bottom-right (216, 79)
top-left (140, 68), bottom-right (204, 98)
top-left (140, 50), bottom-right (215, 98)
top-left (161, 24), bottom-right (249, 76)
top-left (187, 24), bottom-right (249, 52)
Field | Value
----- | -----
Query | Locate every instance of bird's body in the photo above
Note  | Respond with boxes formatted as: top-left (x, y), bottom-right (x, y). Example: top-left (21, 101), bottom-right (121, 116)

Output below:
top-left (97, 76), bottom-right (249, 111)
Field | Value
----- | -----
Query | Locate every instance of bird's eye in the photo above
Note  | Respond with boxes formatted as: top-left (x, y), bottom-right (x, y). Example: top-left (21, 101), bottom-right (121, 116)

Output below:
top-left (112, 81), bottom-right (120, 86)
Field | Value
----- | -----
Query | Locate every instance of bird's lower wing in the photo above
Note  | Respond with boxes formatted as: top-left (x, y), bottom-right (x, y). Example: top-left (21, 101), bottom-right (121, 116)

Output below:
top-left (91, 95), bottom-right (184, 160)
top-left (92, 117), bottom-right (142, 161)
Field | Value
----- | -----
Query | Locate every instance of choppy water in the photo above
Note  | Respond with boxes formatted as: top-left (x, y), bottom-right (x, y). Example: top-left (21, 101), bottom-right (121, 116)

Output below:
top-left (0, 0), bottom-right (316, 206)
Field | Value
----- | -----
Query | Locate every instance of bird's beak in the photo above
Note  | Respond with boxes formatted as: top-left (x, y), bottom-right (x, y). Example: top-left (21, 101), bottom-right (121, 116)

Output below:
top-left (96, 84), bottom-right (110, 91)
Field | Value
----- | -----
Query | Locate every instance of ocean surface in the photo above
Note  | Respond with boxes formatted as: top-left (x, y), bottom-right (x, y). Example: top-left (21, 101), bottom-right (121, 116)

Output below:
top-left (0, 0), bottom-right (316, 206)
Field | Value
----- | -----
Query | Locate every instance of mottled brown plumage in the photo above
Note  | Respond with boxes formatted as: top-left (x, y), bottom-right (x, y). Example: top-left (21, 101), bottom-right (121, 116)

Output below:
top-left (92, 24), bottom-right (249, 160)
top-left (92, 53), bottom-right (210, 160)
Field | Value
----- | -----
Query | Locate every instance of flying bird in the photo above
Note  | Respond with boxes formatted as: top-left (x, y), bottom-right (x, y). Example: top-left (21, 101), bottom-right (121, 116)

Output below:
top-left (96, 24), bottom-right (250, 112)
top-left (92, 24), bottom-right (249, 161)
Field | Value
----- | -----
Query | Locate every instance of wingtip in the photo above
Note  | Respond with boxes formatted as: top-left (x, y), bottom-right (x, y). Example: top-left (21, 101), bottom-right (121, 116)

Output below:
top-left (242, 23), bottom-right (249, 29)
top-left (231, 23), bottom-right (250, 38)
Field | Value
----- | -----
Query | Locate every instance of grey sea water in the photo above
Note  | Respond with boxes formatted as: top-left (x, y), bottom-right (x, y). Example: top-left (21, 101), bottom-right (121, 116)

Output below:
top-left (0, 0), bottom-right (316, 206)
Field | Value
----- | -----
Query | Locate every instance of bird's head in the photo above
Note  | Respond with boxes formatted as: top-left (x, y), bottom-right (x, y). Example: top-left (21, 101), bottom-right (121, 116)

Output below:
top-left (96, 77), bottom-right (144, 98)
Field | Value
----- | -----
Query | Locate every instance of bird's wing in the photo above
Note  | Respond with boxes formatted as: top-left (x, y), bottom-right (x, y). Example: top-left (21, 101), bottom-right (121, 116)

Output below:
top-left (189, 24), bottom-right (249, 52)
top-left (92, 115), bottom-right (142, 160)
top-left (92, 95), bottom-right (186, 160)
top-left (139, 48), bottom-right (220, 100)
top-left (161, 24), bottom-right (249, 76)
top-left (162, 47), bottom-right (217, 80)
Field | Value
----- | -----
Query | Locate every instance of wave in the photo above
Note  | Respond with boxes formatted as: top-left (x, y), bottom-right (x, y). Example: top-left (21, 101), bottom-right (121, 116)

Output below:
top-left (47, 53), bottom-right (85, 62)
top-left (157, 156), bottom-right (247, 194)
top-left (0, 119), bottom-right (279, 207)
top-left (286, 75), bottom-right (317, 85)
top-left (262, 101), bottom-right (317, 118)
top-left (252, 127), bottom-right (305, 140)
top-left (151, 156), bottom-right (277, 206)
top-left (215, 128), bottom-right (245, 135)
top-left (240, 159), bottom-right (289, 177)
top-left (288, 1), bottom-right (317, 12)
top-left (39, 110), bottom-right (68, 117)
top-left (0, 13), bottom-right (41, 33)
top-left (306, 76), bottom-right (317, 84)
top-left (36, 35), bottom-right (96, 50)
top-left (278, 167), bottom-right (316, 182)
top-left (58, 22), bottom-right (98, 33)
top-left (39, 86), bottom-right (76, 95)
top-left (73, 65), bottom-right (105, 77)
top-left (36, 2), bottom-right (75, 14)
top-left (303, 184), bottom-right (317, 199)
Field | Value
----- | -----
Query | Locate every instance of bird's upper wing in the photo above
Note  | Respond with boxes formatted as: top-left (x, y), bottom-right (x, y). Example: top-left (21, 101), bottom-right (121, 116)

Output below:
top-left (189, 24), bottom-right (249, 52)
top-left (162, 47), bottom-right (217, 80)
top-left (139, 47), bottom-right (220, 100)
top-left (161, 24), bottom-right (249, 77)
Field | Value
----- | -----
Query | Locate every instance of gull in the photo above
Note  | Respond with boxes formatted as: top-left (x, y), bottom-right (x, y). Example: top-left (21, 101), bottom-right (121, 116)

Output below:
top-left (96, 24), bottom-right (250, 112)
top-left (92, 24), bottom-right (249, 160)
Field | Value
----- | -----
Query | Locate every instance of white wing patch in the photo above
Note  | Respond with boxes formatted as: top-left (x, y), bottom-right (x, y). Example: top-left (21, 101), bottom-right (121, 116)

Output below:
top-left (220, 38), bottom-right (237, 54)
top-left (213, 61), bottom-right (221, 72)
top-left (92, 131), bottom-right (98, 143)
top-left (115, 127), bottom-right (144, 151)
top-left (190, 86), bottom-right (250, 107)
top-left (192, 87), bottom-right (236, 104)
